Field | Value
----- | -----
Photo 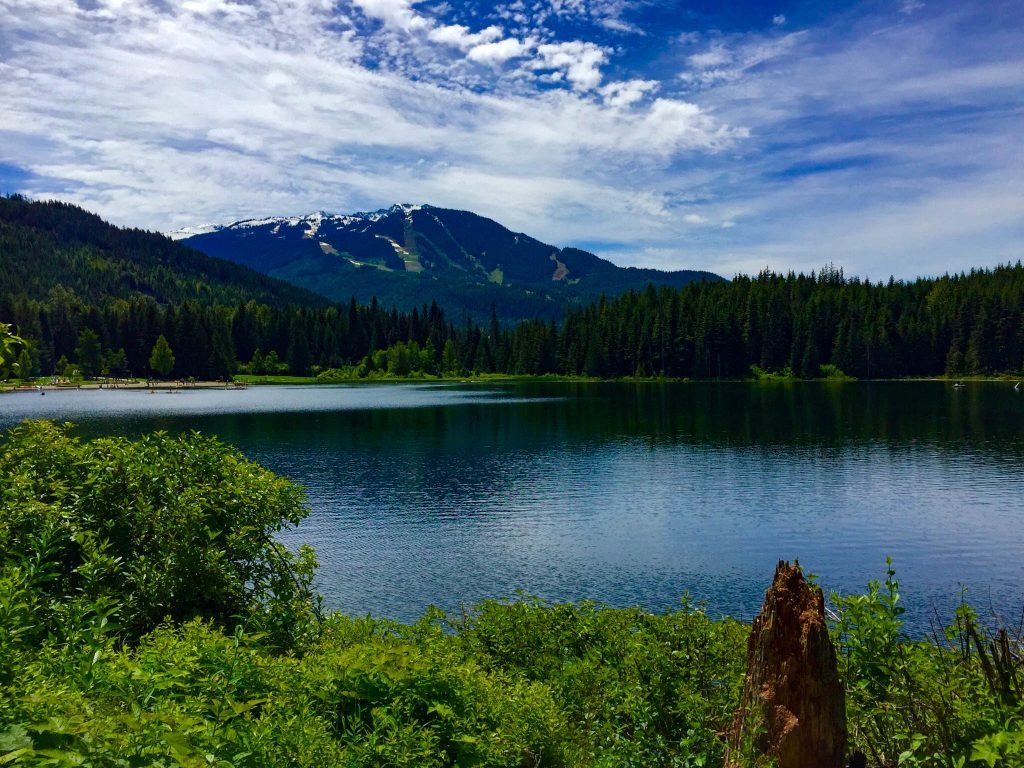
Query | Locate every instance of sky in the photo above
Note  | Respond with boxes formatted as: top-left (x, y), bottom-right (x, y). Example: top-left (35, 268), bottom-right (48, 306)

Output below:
top-left (1, 0), bottom-right (1022, 279)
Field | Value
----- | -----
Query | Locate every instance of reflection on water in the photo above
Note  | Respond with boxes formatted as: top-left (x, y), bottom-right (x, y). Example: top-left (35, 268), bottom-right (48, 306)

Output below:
top-left (2, 381), bottom-right (1022, 630)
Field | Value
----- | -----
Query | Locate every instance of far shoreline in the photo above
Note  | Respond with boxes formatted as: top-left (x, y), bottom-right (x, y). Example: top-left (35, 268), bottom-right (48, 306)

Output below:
top-left (3, 372), bottom-right (1021, 394)
top-left (0, 379), bottom-right (250, 394)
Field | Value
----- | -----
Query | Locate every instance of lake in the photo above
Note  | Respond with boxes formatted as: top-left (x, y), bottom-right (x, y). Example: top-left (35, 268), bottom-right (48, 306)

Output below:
top-left (1, 380), bottom-right (1021, 631)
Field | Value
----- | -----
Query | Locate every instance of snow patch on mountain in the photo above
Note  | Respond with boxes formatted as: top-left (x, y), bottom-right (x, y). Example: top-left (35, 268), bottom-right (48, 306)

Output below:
top-left (376, 234), bottom-right (409, 255)
top-left (228, 216), bottom-right (302, 231)
top-left (303, 212), bottom-right (327, 238)
top-left (169, 204), bottom-right (430, 240)
top-left (167, 224), bottom-right (221, 240)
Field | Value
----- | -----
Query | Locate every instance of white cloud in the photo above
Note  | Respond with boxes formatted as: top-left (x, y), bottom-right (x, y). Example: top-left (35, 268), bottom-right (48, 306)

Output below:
top-left (180, 0), bottom-right (258, 19)
top-left (599, 17), bottom-right (642, 34)
top-left (428, 23), bottom-right (504, 49)
top-left (601, 79), bottom-right (658, 108)
top-left (772, 14), bottom-right (786, 25)
top-left (640, 99), bottom-right (748, 153)
top-left (534, 41), bottom-right (609, 91)
top-left (624, 190), bottom-right (670, 218)
top-left (466, 37), bottom-right (531, 64)
top-left (543, 0), bottom-right (642, 33)
top-left (688, 47), bottom-right (732, 69)
top-left (351, 0), bottom-right (428, 30)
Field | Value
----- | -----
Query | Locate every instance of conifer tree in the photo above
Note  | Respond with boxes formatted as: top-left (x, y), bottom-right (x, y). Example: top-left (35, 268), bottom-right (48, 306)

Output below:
top-left (149, 334), bottom-right (175, 378)
top-left (74, 328), bottom-right (102, 378)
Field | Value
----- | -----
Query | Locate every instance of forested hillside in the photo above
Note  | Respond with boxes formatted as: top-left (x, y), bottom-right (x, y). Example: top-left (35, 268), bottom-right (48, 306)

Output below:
top-left (0, 196), bottom-right (327, 309)
top-left (1, 197), bottom-right (1021, 380)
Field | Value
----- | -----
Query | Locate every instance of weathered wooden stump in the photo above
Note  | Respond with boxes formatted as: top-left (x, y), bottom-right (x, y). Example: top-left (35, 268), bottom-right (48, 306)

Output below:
top-left (725, 560), bottom-right (846, 768)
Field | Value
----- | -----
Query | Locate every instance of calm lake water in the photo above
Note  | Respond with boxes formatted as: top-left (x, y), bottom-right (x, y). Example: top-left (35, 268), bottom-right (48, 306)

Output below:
top-left (2, 381), bottom-right (1022, 630)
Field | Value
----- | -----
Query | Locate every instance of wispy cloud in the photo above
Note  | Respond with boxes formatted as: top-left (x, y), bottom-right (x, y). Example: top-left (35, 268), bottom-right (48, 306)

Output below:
top-left (655, 2), bottom-right (1024, 276)
top-left (0, 0), bottom-right (1021, 280)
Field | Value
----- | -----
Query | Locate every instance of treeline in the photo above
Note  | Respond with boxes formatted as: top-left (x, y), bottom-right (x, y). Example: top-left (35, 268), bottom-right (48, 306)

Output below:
top-left (548, 263), bottom-right (1024, 378)
top-left (2, 263), bottom-right (1023, 381)
top-left (0, 288), bottom-right (456, 380)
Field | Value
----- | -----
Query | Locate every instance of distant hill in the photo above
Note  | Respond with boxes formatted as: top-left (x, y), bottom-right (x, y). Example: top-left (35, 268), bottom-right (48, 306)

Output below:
top-left (172, 204), bottom-right (722, 322)
top-left (0, 195), bottom-right (328, 308)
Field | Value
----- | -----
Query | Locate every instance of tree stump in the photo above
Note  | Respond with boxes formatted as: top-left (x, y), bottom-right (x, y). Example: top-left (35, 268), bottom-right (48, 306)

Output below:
top-left (725, 560), bottom-right (846, 768)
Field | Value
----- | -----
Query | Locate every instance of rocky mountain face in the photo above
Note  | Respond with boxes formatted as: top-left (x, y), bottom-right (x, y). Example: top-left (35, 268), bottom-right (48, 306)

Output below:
top-left (172, 204), bottom-right (722, 322)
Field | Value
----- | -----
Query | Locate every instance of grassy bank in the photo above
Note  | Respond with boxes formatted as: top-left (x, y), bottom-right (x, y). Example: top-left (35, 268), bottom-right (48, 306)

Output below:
top-left (233, 372), bottom-right (603, 385)
top-left (233, 371), bottom-right (1023, 387)
top-left (1, 422), bottom-right (1021, 767)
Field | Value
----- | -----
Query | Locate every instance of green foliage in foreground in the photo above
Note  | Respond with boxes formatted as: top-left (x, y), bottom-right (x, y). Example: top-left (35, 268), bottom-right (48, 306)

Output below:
top-left (0, 603), bottom-right (747, 768)
top-left (0, 423), bottom-right (1021, 767)
top-left (0, 322), bottom-right (26, 380)
top-left (0, 421), bottom-right (317, 650)
top-left (833, 562), bottom-right (1024, 767)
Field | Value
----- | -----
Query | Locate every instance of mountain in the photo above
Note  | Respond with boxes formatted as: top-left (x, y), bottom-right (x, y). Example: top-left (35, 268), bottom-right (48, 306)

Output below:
top-left (172, 204), bottom-right (722, 322)
top-left (0, 195), bottom-right (328, 308)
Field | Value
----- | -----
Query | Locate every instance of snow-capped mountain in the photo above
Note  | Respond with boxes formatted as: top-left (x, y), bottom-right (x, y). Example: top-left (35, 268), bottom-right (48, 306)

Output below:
top-left (171, 204), bottom-right (721, 322)
top-left (167, 204), bottom-right (424, 241)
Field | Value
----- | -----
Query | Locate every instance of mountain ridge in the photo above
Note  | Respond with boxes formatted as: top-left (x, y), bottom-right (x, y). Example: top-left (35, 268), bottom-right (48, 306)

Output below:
top-left (167, 203), bottom-right (426, 241)
top-left (0, 195), bottom-right (329, 309)
top-left (173, 203), bottom-right (723, 323)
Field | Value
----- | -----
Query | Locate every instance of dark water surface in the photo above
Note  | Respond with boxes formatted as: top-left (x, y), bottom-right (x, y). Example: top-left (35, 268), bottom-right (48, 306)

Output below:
top-left (2, 381), bottom-right (1022, 630)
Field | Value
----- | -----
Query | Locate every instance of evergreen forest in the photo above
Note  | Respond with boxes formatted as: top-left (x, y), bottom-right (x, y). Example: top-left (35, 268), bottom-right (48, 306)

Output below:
top-left (2, 266), bottom-right (1023, 382)
top-left (1, 195), bottom-right (1022, 381)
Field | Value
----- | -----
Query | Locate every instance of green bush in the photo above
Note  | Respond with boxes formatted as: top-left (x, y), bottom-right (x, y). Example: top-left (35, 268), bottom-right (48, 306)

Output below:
top-left (818, 364), bottom-right (853, 380)
top-left (832, 560), bottom-right (1024, 767)
top-left (448, 594), bottom-right (748, 766)
top-left (0, 420), bottom-right (318, 651)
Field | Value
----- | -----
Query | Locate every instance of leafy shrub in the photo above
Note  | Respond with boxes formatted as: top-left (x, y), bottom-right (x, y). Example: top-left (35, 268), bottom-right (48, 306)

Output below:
top-left (832, 560), bottom-right (1024, 767)
top-left (315, 366), bottom-right (362, 382)
top-left (0, 420), bottom-right (318, 651)
top-left (749, 365), bottom-right (796, 381)
top-left (449, 595), bottom-right (748, 766)
top-left (818, 363), bottom-right (853, 380)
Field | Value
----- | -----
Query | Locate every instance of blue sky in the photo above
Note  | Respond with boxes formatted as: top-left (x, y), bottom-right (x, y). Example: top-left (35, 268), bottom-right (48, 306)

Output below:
top-left (1, 0), bottom-right (1021, 279)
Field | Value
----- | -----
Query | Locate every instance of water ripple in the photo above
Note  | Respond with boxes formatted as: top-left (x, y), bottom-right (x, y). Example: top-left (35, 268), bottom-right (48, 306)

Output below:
top-left (5, 381), bottom-right (1023, 632)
